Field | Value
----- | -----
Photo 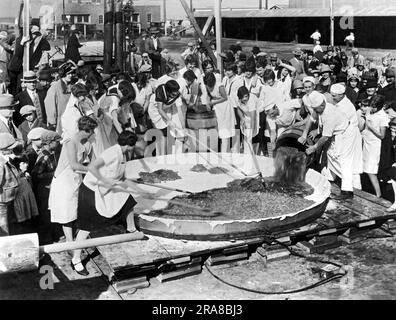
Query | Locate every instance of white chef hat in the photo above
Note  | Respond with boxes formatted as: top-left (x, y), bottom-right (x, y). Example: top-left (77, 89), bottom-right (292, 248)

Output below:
top-left (307, 91), bottom-right (326, 109)
top-left (330, 83), bottom-right (346, 95)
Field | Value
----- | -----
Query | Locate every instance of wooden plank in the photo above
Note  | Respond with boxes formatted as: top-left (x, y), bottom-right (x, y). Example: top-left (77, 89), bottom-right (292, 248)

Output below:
top-left (202, 15), bottom-right (215, 36)
top-left (331, 183), bottom-right (392, 209)
top-left (354, 188), bottom-right (393, 209)
top-left (179, 0), bottom-right (218, 66)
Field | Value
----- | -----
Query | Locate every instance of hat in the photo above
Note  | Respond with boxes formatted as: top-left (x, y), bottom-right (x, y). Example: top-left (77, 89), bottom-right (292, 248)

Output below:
top-left (101, 74), bottom-right (111, 83)
top-left (27, 127), bottom-right (47, 141)
top-left (355, 57), bottom-right (365, 66)
top-left (59, 63), bottom-right (76, 77)
top-left (257, 52), bottom-right (267, 57)
top-left (22, 71), bottom-right (37, 82)
top-left (71, 25), bottom-right (77, 31)
top-left (385, 67), bottom-right (396, 78)
top-left (20, 105), bottom-right (36, 116)
top-left (365, 79), bottom-right (378, 89)
top-left (330, 83), bottom-right (346, 95)
top-left (351, 48), bottom-right (359, 54)
top-left (347, 73), bottom-right (360, 81)
top-left (187, 42), bottom-right (194, 47)
top-left (150, 27), bottom-right (160, 34)
top-left (31, 25), bottom-right (40, 34)
top-left (41, 131), bottom-right (61, 145)
top-left (303, 76), bottom-right (316, 84)
top-left (312, 69), bottom-right (321, 75)
top-left (96, 64), bottom-right (104, 71)
top-left (0, 94), bottom-right (18, 110)
top-left (77, 60), bottom-right (85, 67)
top-left (292, 79), bottom-right (304, 90)
top-left (252, 46), bottom-right (260, 55)
top-left (320, 65), bottom-right (332, 74)
top-left (307, 91), bottom-right (326, 109)
top-left (0, 31), bottom-right (7, 39)
top-left (293, 48), bottom-right (303, 56)
top-left (138, 64), bottom-right (152, 73)
top-left (0, 133), bottom-right (19, 150)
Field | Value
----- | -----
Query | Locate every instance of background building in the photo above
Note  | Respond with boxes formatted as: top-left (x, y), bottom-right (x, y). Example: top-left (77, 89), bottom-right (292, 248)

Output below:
top-left (195, 0), bottom-right (396, 49)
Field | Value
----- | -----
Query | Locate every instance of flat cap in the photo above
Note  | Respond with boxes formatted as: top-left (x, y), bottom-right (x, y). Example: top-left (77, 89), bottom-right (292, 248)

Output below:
top-left (20, 105), bottom-right (36, 116)
top-left (41, 130), bottom-right (62, 144)
top-left (330, 83), bottom-right (346, 95)
top-left (27, 127), bottom-right (47, 141)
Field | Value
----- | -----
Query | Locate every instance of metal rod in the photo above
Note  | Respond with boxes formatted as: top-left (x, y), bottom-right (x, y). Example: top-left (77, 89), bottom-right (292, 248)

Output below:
top-left (127, 179), bottom-right (194, 195)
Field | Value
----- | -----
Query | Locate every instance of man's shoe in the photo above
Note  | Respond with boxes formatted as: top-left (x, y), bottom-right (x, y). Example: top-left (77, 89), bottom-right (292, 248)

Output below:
top-left (331, 191), bottom-right (354, 201)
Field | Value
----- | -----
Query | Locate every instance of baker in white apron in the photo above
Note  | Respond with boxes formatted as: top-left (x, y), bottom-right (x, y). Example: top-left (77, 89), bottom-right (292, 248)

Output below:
top-left (330, 83), bottom-right (363, 189)
top-left (305, 91), bottom-right (356, 200)
top-left (70, 131), bottom-right (144, 276)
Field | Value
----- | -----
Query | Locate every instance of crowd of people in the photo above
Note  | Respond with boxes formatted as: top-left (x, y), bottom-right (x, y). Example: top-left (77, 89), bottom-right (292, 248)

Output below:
top-left (1, 24), bottom-right (396, 275)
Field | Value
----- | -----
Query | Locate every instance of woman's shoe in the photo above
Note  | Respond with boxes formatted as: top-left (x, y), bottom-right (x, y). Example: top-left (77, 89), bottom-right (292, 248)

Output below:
top-left (70, 261), bottom-right (89, 276)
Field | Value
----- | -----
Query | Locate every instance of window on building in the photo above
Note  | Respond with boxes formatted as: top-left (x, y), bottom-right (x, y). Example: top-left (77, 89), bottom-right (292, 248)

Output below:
top-left (132, 13), bottom-right (140, 23)
top-left (99, 15), bottom-right (104, 24)
top-left (147, 13), bottom-right (152, 24)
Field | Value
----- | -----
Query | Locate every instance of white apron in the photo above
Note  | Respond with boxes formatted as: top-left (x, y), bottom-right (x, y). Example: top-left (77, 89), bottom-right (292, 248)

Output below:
top-left (327, 123), bottom-right (356, 192)
top-left (83, 145), bottom-right (129, 218)
top-left (208, 82), bottom-right (236, 139)
top-left (49, 141), bottom-right (87, 224)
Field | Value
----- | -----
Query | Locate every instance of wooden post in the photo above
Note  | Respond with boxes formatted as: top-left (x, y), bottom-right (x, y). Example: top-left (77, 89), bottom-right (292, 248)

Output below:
top-left (23, 0), bottom-right (30, 73)
top-left (115, 0), bottom-right (124, 72)
top-left (179, 0), bottom-right (217, 67)
top-left (330, 0), bottom-right (334, 46)
top-left (104, 0), bottom-right (114, 74)
top-left (259, 0), bottom-right (262, 10)
top-left (163, 0), bottom-right (167, 36)
top-left (214, 0), bottom-right (223, 76)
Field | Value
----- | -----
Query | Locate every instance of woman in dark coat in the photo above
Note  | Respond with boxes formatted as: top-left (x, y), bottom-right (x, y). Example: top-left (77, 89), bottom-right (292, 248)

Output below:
top-left (378, 118), bottom-right (396, 212)
top-left (65, 30), bottom-right (83, 64)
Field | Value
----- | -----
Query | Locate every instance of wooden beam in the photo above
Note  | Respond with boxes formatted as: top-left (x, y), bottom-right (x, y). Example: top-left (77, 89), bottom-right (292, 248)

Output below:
top-left (214, 0), bottom-right (223, 75)
top-left (202, 15), bottom-right (214, 36)
top-left (179, 0), bottom-right (217, 67)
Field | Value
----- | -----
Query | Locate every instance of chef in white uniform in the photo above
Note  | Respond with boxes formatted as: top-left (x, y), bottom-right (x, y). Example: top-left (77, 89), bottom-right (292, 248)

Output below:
top-left (305, 91), bottom-right (356, 200)
top-left (330, 83), bottom-right (363, 190)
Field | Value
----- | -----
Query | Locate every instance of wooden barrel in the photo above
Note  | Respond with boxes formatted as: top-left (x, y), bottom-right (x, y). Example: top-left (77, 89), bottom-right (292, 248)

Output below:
top-left (186, 111), bottom-right (217, 130)
top-left (276, 123), bottom-right (315, 167)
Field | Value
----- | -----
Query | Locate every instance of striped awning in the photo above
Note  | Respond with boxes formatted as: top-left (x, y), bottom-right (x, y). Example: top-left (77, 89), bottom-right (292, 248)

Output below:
top-left (194, 6), bottom-right (396, 18)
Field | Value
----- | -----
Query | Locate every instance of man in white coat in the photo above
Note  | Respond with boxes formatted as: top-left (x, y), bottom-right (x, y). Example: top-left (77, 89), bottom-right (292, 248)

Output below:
top-left (330, 83), bottom-right (363, 190)
top-left (305, 91), bottom-right (356, 200)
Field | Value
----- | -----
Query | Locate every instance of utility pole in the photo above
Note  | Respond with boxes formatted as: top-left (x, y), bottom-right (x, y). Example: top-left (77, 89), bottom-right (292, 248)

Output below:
top-left (23, 0), bottom-right (30, 73)
top-left (190, 0), bottom-right (193, 11)
top-left (214, 0), bottom-right (223, 76)
top-left (115, 0), bottom-right (124, 72)
top-left (330, 0), bottom-right (334, 46)
top-left (104, 0), bottom-right (114, 73)
top-left (163, 0), bottom-right (167, 35)
top-left (259, 0), bottom-right (262, 9)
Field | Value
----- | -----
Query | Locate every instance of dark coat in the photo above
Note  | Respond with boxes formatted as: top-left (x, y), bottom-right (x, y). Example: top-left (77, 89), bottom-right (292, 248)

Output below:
top-left (29, 37), bottom-right (51, 70)
top-left (378, 129), bottom-right (396, 182)
top-left (65, 33), bottom-right (83, 63)
top-left (8, 36), bottom-right (25, 73)
top-left (15, 90), bottom-right (47, 127)
top-left (144, 37), bottom-right (162, 79)
top-left (378, 84), bottom-right (396, 104)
